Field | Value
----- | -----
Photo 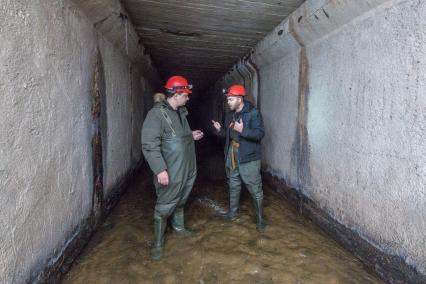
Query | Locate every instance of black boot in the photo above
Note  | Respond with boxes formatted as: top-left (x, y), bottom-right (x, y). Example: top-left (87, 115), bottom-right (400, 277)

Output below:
top-left (220, 187), bottom-right (240, 220)
top-left (254, 198), bottom-right (266, 232)
top-left (171, 207), bottom-right (196, 236)
top-left (223, 201), bottom-right (238, 220)
top-left (151, 217), bottom-right (166, 261)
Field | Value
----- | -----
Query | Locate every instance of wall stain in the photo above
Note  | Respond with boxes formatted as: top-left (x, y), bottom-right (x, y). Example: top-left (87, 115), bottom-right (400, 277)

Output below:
top-left (247, 56), bottom-right (261, 110)
top-left (288, 17), bottom-right (312, 201)
top-left (323, 9), bottom-right (330, 19)
top-left (91, 49), bottom-right (106, 222)
top-left (160, 29), bottom-right (202, 37)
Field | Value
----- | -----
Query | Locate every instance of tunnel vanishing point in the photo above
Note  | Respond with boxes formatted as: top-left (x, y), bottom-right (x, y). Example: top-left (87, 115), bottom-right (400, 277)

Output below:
top-left (1, 0), bottom-right (425, 283)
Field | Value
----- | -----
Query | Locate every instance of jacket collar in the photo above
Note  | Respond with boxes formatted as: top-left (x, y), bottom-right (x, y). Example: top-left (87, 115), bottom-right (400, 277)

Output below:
top-left (161, 100), bottom-right (188, 115)
top-left (233, 100), bottom-right (253, 115)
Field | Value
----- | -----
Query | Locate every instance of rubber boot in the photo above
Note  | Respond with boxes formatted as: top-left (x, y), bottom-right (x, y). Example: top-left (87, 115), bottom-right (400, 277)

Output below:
top-left (151, 217), bottom-right (166, 261)
top-left (171, 207), bottom-right (196, 236)
top-left (254, 198), bottom-right (266, 232)
top-left (220, 187), bottom-right (240, 220)
top-left (224, 197), bottom-right (239, 220)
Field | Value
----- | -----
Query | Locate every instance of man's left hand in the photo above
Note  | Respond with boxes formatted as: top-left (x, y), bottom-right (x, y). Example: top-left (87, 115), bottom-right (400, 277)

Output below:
top-left (233, 119), bottom-right (244, 133)
top-left (192, 130), bottom-right (204, 141)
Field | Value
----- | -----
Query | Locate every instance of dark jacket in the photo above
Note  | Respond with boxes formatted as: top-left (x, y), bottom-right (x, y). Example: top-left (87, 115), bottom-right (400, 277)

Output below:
top-left (219, 101), bottom-right (264, 164)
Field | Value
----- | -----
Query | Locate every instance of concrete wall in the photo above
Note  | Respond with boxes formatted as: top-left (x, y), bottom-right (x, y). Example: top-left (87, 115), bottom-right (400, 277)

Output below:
top-left (98, 35), bottom-right (135, 193)
top-left (100, 36), bottom-right (158, 193)
top-left (207, 0), bottom-right (426, 276)
top-left (0, 0), bottom-right (159, 282)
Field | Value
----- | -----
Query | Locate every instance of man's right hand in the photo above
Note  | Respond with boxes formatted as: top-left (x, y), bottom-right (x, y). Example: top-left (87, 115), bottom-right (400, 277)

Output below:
top-left (211, 120), bottom-right (222, 132)
top-left (157, 170), bottom-right (169, 186)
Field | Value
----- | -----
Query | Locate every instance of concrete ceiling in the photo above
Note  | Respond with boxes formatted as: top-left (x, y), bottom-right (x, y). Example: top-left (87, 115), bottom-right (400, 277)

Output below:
top-left (121, 0), bottom-right (305, 91)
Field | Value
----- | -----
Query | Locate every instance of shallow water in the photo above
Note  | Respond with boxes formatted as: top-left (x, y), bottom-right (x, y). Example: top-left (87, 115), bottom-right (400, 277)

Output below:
top-left (63, 143), bottom-right (382, 284)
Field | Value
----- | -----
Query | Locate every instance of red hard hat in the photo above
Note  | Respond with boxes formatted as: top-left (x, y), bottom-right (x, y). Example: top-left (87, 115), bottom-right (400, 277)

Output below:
top-left (224, 84), bottom-right (246, 97)
top-left (165, 75), bottom-right (193, 94)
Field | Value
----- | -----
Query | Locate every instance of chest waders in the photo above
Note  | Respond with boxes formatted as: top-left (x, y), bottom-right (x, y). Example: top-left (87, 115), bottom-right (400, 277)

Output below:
top-left (224, 134), bottom-right (266, 233)
top-left (152, 108), bottom-right (197, 260)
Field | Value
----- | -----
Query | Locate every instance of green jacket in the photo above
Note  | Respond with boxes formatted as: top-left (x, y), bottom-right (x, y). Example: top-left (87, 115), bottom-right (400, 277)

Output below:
top-left (141, 100), bottom-right (193, 175)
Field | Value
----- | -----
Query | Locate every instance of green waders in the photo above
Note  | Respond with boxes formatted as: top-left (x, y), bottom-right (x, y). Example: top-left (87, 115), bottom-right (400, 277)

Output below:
top-left (225, 140), bottom-right (266, 232)
top-left (152, 133), bottom-right (197, 260)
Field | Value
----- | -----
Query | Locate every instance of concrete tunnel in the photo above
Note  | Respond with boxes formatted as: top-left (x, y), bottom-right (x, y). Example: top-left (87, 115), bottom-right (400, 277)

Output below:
top-left (1, 0), bottom-right (425, 283)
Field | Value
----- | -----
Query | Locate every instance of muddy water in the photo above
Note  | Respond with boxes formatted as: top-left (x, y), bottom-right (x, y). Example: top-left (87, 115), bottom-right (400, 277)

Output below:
top-left (63, 142), bottom-right (382, 284)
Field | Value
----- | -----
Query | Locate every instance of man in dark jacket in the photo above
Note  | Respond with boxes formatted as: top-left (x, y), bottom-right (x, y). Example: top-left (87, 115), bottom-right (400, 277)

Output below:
top-left (142, 75), bottom-right (204, 260)
top-left (212, 84), bottom-right (266, 232)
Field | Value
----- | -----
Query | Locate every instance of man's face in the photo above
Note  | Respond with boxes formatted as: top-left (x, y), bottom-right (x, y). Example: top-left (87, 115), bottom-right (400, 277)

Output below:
top-left (227, 96), bottom-right (242, 111)
top-left (174, 92), bottom-right (190, 107)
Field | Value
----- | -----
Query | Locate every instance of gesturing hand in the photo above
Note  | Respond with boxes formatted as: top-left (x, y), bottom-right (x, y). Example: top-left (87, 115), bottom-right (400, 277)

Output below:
top-left (157, 170), bottom-right (169, 186)
top-left (233, 119), bottom-right (244, 133)
top-left (211, 120), bottom-right (222, 132)
top-left (192, 130), bottom-right (204, 141)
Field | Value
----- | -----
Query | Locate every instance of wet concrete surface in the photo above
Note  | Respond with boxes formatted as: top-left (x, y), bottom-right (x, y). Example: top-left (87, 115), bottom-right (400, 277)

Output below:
top-left (63, 141), bottom-right (383, 284)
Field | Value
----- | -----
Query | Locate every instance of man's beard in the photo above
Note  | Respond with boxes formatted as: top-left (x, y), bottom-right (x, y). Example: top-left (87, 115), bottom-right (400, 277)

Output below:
top-left (228, 103), bottom-right (237, 111)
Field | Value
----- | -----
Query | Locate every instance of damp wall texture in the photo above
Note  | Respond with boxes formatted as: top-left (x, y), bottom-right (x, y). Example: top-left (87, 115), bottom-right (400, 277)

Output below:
top-left (0, 0), bottom-right (159, 282)
top-left (100, 34), bottom-right (157, 194)
top-left (208, 0), bottom-right (426, 276)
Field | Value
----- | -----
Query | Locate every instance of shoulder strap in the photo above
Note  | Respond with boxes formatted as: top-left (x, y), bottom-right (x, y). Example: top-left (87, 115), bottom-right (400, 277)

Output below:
top-left (160, 106), bottom-right (176, 137)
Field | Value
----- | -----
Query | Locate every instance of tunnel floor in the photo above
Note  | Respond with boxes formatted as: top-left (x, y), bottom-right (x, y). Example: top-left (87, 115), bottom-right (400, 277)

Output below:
top-left (63, 140), bottom-right (382, 284)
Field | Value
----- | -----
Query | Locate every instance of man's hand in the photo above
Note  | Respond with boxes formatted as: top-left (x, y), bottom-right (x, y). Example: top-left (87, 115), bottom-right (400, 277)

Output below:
top-left (211, 120), bottom-right (222, 132)
top-left (157, 170), bottom-right (169, 186)
top-left (233, 118), bottom-right (244, 133)
top-left (192, 130), bottom-right (204, 141)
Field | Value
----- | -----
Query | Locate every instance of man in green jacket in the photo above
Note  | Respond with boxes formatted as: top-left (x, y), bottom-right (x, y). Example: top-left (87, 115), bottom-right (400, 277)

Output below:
top-left (141, 75), bottom-right (204, 260)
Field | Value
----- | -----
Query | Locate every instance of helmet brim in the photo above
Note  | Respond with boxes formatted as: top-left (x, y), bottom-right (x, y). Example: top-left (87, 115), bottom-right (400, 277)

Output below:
top-left (176, 89), bottom-right (192, 94)
top-left (225, 93), bottom-right (244, 97)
